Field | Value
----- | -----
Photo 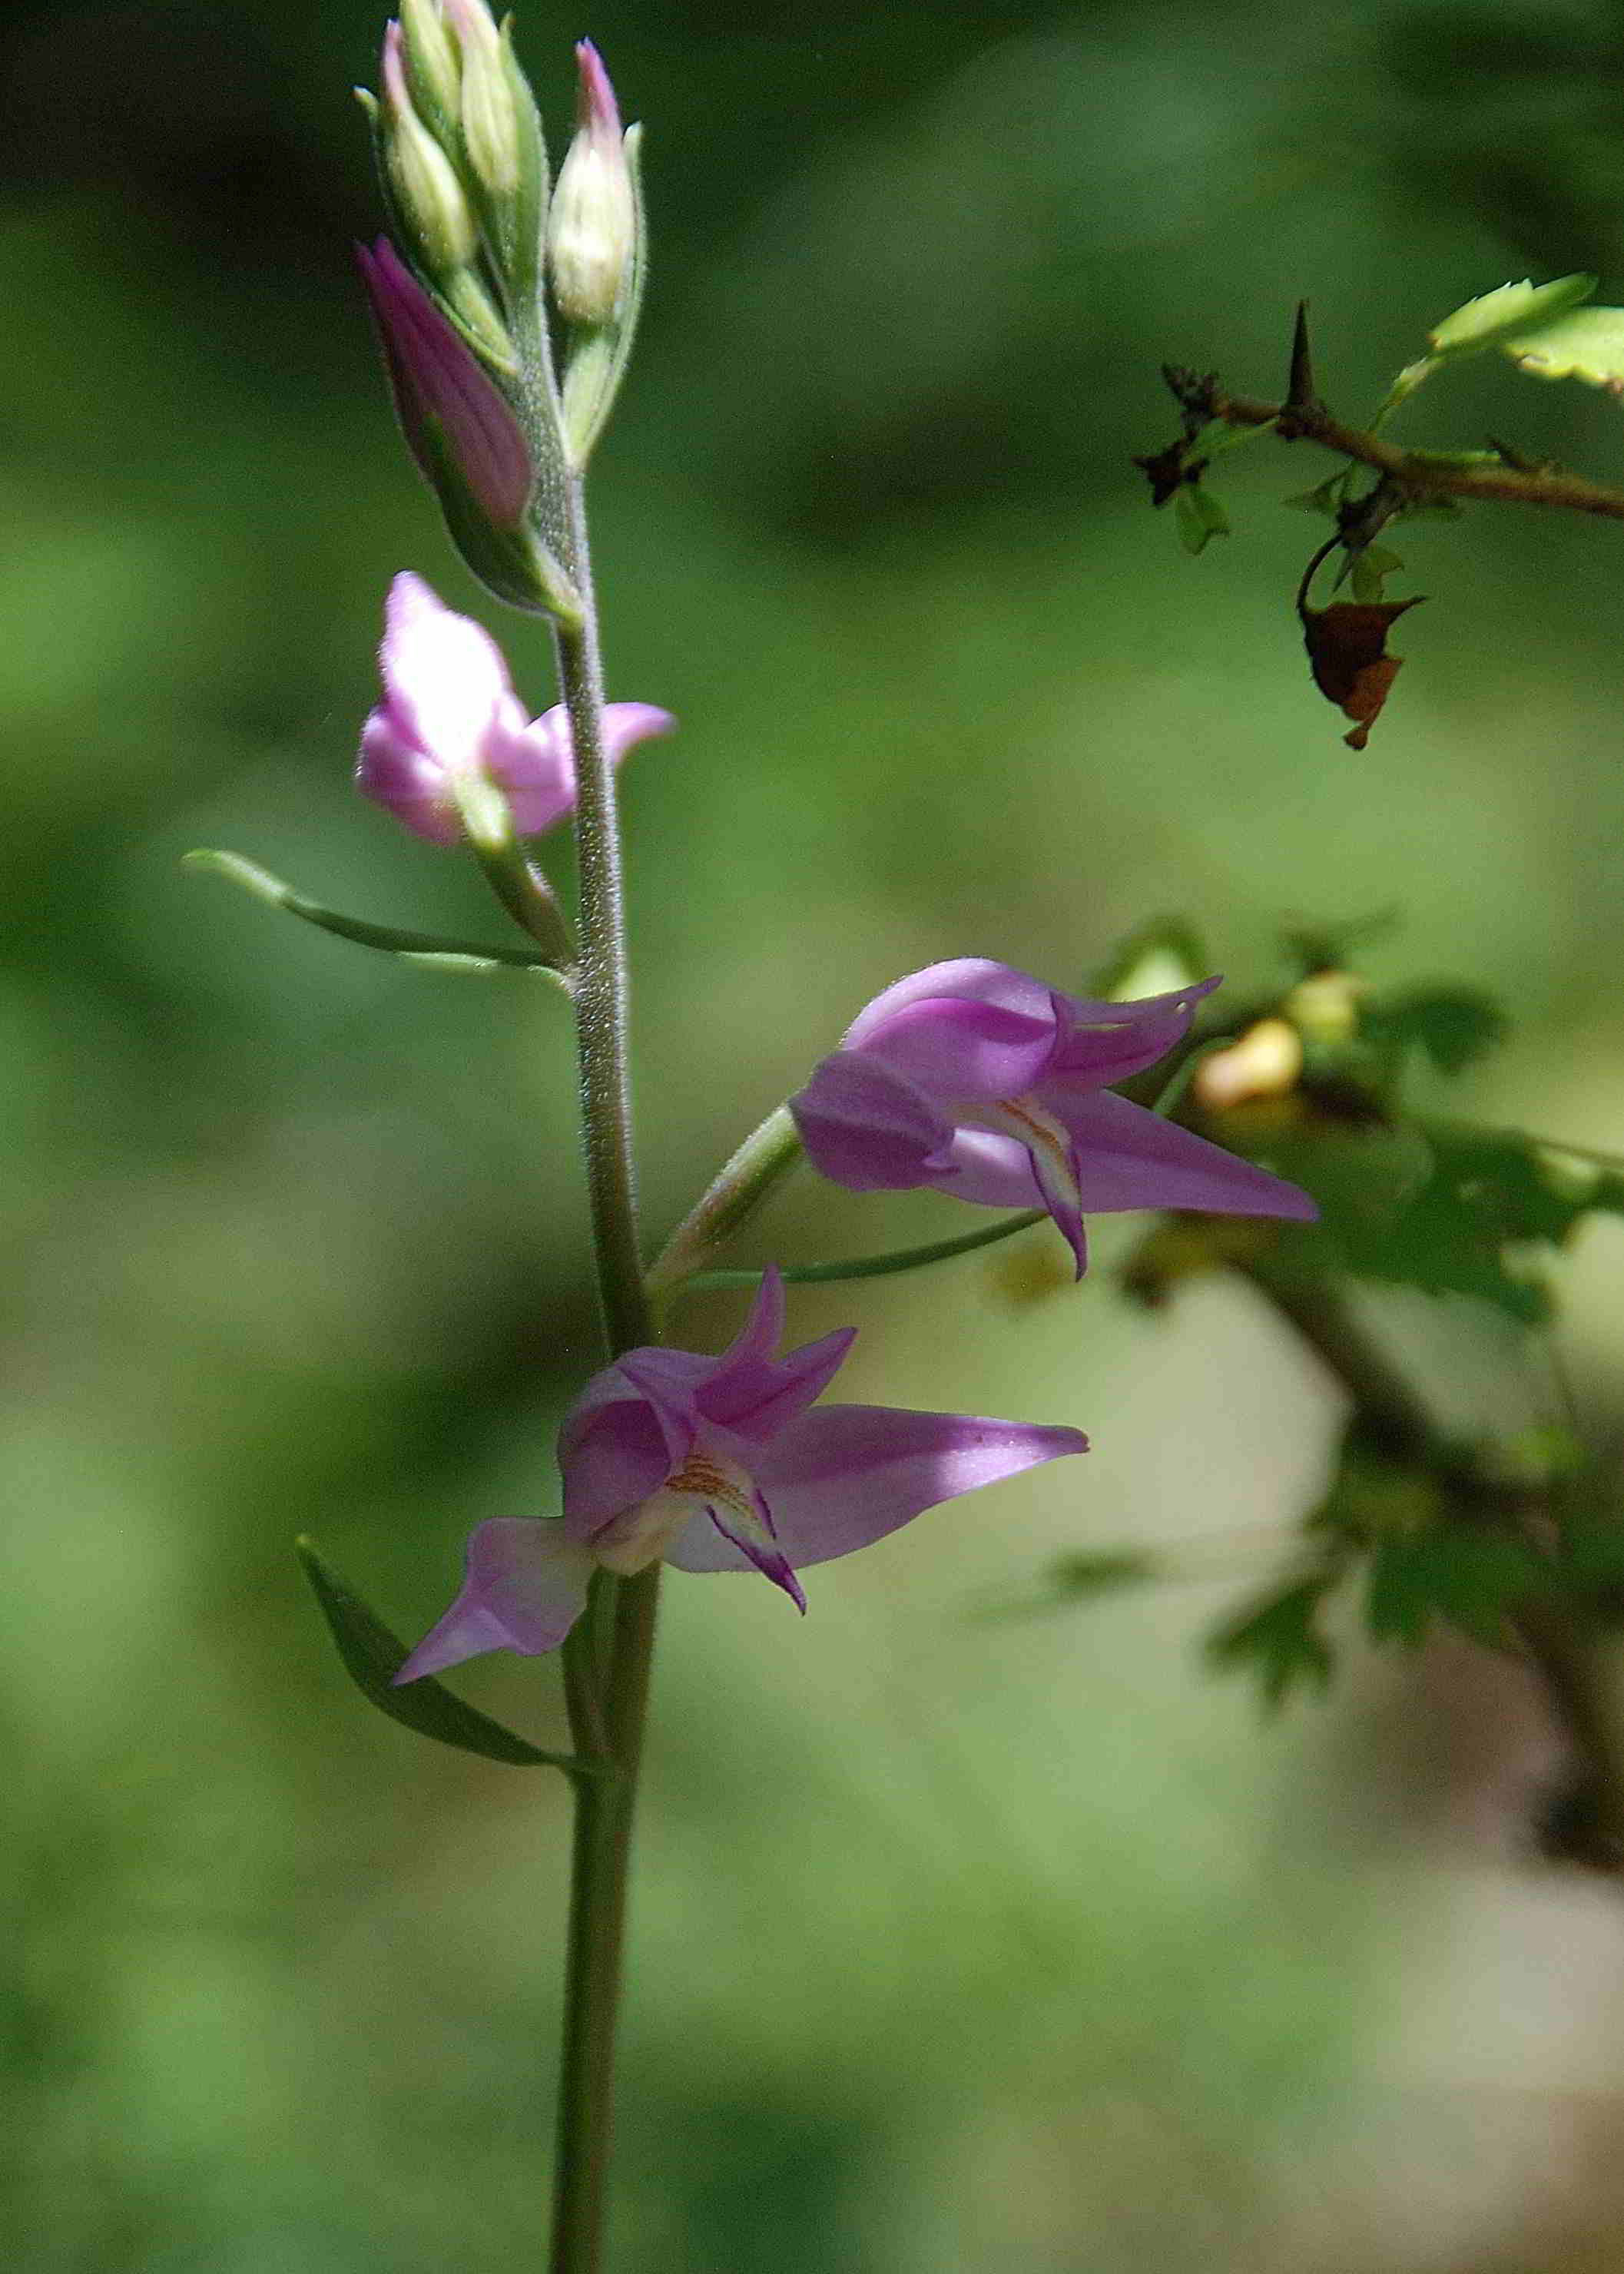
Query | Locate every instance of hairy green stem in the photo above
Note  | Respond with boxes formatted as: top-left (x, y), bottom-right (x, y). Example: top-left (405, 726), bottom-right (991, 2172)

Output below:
top-left (546, 465), bottom-right (661, 2274)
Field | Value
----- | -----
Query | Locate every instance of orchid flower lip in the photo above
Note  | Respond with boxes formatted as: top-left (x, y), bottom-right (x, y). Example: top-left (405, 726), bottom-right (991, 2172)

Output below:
top-left (394, 1262), bottom-right (1089, 1677)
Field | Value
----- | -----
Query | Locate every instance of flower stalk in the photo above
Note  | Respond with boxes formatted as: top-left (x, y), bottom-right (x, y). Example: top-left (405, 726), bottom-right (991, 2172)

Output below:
top-left (547, 459), bottom-right (657, 2274)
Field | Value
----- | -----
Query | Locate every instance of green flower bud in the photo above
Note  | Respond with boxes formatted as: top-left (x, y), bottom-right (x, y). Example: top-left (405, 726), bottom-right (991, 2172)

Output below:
top-left (547, 41), bottom-right (636, 327)
top-left (445, 0), bottom-right (519, 200)
top-left (397, 0), bottom-right (462, 141)
top-left (380, 21), bottom-right (476, 280)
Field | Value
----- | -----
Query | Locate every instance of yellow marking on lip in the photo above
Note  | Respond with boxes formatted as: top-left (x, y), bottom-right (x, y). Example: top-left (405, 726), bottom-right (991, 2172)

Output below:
top-left (667, 1453), bottom-right (757, 1525)
top-left (992, 1094), bottom-right (1082, 1213)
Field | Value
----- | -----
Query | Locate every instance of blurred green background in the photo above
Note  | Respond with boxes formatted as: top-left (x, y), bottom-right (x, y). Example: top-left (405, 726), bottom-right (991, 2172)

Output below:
top-left (8, 0), bottom-right (1624, 2266)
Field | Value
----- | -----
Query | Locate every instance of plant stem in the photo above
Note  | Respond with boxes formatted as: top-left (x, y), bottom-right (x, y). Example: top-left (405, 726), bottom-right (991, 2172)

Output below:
top-left (546, 464), bottom-right (661, 2274)
top-left (1198, 380), bottom-right (1624, 522)
top-left (556, 477), bottom-right (650, 1361)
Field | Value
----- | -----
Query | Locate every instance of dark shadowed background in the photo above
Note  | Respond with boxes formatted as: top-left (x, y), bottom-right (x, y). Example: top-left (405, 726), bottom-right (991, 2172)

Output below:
top-left (7, 0), bottom-right (1624, 2266)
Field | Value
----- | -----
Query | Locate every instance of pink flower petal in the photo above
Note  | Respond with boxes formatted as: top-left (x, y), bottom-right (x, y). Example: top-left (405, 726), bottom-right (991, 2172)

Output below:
top-left (843, 959), bottom-right (1059, 1052)
top-left (357, 240), bottom-right (533, 528)
top-left (790, 1052), bottom-right (955, 1191)
top-left (378, 571), bottom-right (514, 767)
top-left (394, 1518), bottom-right (593, 1679)
top-left (1048, 975), bottom-right (1221, 1086)
top-left (665, 1407), bottom-right (1088, 1573)
top-left (355, 711), bottom-right (462, 844)
top-left (491, 701), bottom-right (675, 838)
top-left (850, 993), bottom-right (1059, 1102)
top-left (1053, 1088), bottom-right (1320, 1218)
top-left (698, 1326), bottom-right (857, 1444)
top-left (925, 1126), bottom-right (1044, 1210)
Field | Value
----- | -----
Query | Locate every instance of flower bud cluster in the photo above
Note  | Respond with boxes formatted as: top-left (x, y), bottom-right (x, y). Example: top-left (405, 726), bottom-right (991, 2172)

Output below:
top-left (360, 11), bottom-right (647, 607)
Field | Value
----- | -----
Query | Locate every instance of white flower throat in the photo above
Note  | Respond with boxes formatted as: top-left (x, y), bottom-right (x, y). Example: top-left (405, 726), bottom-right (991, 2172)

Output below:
top-left (593, 1447), bottom-right (763, 1574)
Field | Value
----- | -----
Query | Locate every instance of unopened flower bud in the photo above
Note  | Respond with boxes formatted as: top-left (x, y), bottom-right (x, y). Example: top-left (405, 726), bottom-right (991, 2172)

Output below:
top-left (358, 237), bottom-right (531, 526)
top-left (439, 0), bottom-right (521, 200)
top-left (380, 22), bottom-right (477, 279)
top-left (547, 41), bottom-right (636, 325)
top-left (397, 0), bottom-right (461, 138)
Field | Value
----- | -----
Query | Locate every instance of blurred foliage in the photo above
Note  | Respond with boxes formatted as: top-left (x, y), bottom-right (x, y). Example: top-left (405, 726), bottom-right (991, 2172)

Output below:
top-left (8, 0), bottom-right (1624, 2269)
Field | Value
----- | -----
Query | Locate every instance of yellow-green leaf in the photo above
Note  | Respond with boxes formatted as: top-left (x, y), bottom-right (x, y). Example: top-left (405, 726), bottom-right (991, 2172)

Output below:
top-left (1501, 307), bottom-right (1624, 394)
top-left (1428, 273), bottom-right (1595, 354)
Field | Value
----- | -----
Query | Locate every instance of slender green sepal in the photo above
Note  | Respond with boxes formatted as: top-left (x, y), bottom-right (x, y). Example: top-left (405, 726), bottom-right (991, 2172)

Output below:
top-left (184, 850), bottom-right (572, 981)
top-left (297, 1537), bottom-right (600, 1774)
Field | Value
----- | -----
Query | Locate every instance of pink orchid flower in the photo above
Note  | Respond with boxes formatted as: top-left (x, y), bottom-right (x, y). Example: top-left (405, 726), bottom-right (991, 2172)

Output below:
top-left (396, 1265), bottom-right (1088, 1678)
top-left (357, 572), bottom-right (672, 844)
top-left (790, 959), bottom-right (1316, 1276)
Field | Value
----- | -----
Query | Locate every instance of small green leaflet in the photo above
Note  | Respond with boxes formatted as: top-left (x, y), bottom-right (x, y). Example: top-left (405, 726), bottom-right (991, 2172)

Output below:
top-left (1350, 545), bottom-right (1404, 603)
top-left (1207, 1570), bottom-right (1338, 1711)
top-left (1380, 275), bottom-right (1596, 414)
top-left (1175, 482), bottom-right (1231, 555)
top-left (1501, 307), bottom-right (1624, 395)
top-left (1427, 273), bottom-right (1596, 355)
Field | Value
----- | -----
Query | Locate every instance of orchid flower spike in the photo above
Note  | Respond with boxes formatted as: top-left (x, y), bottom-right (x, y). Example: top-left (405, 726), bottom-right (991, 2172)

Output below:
top-left (357, 572), bottom-right (673, 844)
top-left (789, 959), bottom-right (1317, 1276)
top-left (395, 1265), bottom-right (1088, 1678)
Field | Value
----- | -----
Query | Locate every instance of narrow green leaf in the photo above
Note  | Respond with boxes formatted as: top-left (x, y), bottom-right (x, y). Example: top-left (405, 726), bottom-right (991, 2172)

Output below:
top-left (1559, 1510), bottom-right (1624, 1593)
top-left (1365, 1522), bottom-right (1542, 1649)
top-left (297, 1537), bottom-right (587, 1772)
top-left (185, 850), bottom-right (569, 979)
